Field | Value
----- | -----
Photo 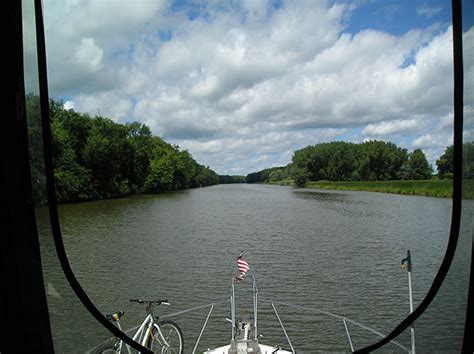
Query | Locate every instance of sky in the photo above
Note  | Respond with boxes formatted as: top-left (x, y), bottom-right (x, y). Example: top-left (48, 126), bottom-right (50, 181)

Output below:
top-left (42, 0), bottom-right (473, 175)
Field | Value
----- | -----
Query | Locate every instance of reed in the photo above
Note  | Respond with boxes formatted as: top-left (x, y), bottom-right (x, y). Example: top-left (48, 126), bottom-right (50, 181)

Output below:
top-left (305, 179), bottom-right (455, 198)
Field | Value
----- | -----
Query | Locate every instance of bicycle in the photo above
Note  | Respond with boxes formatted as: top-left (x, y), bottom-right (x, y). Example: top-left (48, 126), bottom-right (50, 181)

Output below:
top-left (92, 299), bottom-right (184, 353)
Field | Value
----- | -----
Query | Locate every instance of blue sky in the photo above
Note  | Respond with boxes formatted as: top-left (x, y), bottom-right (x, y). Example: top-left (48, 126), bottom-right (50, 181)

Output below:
top-left (347, 0), bottom-right (451, 34)
top-left (43, 0), bottom-right (473, 175)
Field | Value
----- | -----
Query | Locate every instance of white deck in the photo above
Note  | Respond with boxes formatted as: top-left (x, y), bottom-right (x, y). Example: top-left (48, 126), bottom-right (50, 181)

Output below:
top-left (204, 343), bottom-right (292, 354)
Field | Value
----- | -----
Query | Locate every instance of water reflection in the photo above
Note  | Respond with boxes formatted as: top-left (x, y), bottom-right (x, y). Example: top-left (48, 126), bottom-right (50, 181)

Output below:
top-left (292, 189), bottom-right (349, 202)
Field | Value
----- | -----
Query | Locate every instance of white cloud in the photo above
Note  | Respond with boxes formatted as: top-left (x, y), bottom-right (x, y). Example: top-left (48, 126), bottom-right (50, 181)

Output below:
top-left (74, 38), bottom-right (103, 72)
top-left (413, 132), bottom-right (452, 148)
top-left (463, 105), bottom-right (474, 143)
top-left (42, 0), bottom-right (473, 174)
top-left (43, 0), bottom-right (169, 95)
top-left (362, 119), bottom-right (419, 136)
top-left (437, 113), bottom-right (454, 130)
top-left (412, 132), bottom-right (454, 166)
top-left (63, 100), bottom-right (75, 110)
top-left (72, 92), bottom-right (133, 122)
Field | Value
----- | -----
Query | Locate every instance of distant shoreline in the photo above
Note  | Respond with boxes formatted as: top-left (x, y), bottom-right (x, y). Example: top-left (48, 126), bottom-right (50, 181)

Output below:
top-left (269, 179), bottom-right (474, 199)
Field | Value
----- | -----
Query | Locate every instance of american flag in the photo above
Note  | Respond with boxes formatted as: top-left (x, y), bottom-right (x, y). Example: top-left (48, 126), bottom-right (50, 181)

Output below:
top-left (236, 254), bottom-right (249, 281)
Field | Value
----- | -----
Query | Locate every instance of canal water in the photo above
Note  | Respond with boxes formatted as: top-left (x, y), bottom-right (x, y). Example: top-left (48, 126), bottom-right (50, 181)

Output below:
top-left (37, 184), bottom-right (472, 353)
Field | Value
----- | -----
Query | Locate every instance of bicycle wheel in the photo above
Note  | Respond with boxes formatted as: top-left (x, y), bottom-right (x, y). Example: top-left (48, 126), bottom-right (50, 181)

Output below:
top-left (90, 339), bottom-right (120, 353)
top-left (146, 320), bottom-right (184, 354)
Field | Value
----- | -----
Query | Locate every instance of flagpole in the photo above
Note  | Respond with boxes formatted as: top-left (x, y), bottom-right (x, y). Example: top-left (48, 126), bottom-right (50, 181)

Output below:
top-left (403, 250), bottom-right (416, 354)
top-left (408, 269), bottom-right (416, 354)
top-left (408, 269), bottom-right (414, 314)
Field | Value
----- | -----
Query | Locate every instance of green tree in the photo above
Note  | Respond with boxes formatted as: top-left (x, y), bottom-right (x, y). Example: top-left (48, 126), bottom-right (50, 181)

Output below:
top-left (463, 142), bottom-right (474, 179)
top-left (436, 146), bottom-right (454, 179)
top-left (50, 100), bottom-right (92, 160)
top-left (405, 149), bottom-right (433, 180)
top-left (355, 141), bottom-right (408, 181)
top-left (51, 116), bottom-right (94, 201)
top-left (25, 96), bottom-right (219, 203)
top-left (174, 149), bottom-right (197, 189)
top-left (81, 117), bottom-right (134, 198)
top-left (290, 140), bottom-right (407, 183)
top-left (219, 175), bottom-right (246, 183)
top-left (126, 122), bottom-right (153, 192)
top-left (324, 142), bottom-right (357, 180)
top-left (195, 165), bottom-right (219, 187)
top-left (268, 169), bottom-right (284, 182)
top-left (245, 166), bottom-right (286, 183)
top-left (25, 94), bottom-right (48, 205)
top-left (145, 154), bottom-right (175, 192)
top-left (292, 166), bottom-right (309, 187)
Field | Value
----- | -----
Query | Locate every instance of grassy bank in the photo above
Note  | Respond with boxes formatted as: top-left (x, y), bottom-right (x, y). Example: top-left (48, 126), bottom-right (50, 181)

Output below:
top-left (267, 178), bottom-right (294, 186)
top-left (305, 180), bottom-right (455, 198)
top-left (266, 179), bottom-right (474, 198)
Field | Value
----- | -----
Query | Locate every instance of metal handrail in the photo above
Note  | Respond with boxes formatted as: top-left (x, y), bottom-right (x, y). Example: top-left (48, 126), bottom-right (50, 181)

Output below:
top-left (90, 278), bottom-right (411, 353)
top-left (159, 299), bottom-right (229, 320)
top-left (231, 278), bottom-right (408, 353)
top-left (259, 298), bottom-right (410, 352)
top-left (160, 299), bottom-right (230, 353)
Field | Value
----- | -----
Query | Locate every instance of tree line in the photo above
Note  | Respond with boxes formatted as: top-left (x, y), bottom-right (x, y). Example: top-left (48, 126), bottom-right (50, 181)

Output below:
top-left (246, 140), bottom-right (473, 187)
top-left (27, 95), bottom-right (219, 204)
top-left (218, 175), bottom-right (246, 184)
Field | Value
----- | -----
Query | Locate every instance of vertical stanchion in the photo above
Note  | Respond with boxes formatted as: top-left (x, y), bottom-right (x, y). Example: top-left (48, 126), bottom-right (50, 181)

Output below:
top-left (343, 318), bottom-right (355, 352)
top-left (271, 302), bottom-right (296, 353)
top-left (192, 304), bottom-right (215, 354)
top-left (408, 271), bottom-right (416, 354)
top-left (231, 278), bottom-right (236, 340)
top-left (252, 276), bottom-right (258, 340)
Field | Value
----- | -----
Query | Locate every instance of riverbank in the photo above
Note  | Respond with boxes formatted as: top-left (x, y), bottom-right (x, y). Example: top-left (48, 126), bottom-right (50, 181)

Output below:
top-left (269, 179), bottom-right (466, 198)
top-left (305, 180), bottom-right (454, 198)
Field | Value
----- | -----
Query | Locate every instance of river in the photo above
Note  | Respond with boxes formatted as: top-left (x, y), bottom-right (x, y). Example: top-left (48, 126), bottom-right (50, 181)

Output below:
top-left (37, 184), bottom-right (472, 353)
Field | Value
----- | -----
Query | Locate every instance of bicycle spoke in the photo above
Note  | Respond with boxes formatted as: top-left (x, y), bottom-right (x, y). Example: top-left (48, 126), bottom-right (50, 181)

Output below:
top-left (164, 327), bottom-right (174, 340)
top-left (146, 321), bottom-right (183, 354)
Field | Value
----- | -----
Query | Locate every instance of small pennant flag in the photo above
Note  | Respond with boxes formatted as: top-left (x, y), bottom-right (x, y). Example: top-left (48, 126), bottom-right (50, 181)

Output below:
top-left (236, 253), bottom-right (250, 281)
top-left (401, 250), bottom-right (412, 271)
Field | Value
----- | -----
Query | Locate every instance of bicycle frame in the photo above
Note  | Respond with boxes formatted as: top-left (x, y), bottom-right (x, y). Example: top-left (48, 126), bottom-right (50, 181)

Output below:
top-left (113, 321), bottom-right (126, 353)
top-left (113, 313), bottom-right (171, 353)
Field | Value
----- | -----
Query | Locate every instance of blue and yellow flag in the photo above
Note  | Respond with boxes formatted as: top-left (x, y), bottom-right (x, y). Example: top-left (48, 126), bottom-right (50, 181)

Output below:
top-left (401, 250), bottom-right (412, 271)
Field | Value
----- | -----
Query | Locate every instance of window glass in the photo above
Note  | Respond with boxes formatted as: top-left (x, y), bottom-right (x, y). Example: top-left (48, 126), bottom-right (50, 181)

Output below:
top-left (28, 0), bottom-right (472, 352)
top-left (22, 1), bottom-right (112, 352)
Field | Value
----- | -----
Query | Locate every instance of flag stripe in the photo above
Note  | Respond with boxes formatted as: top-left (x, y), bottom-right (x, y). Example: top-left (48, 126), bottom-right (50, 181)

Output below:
top-left (237, 256), bottom-right (249, 279)
top-left (238, 261), bottom-right (249, 270)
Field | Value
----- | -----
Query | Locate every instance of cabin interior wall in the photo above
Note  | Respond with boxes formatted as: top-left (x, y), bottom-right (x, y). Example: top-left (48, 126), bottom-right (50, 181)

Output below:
top-left (0, 2), bottom-right (54, 352)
